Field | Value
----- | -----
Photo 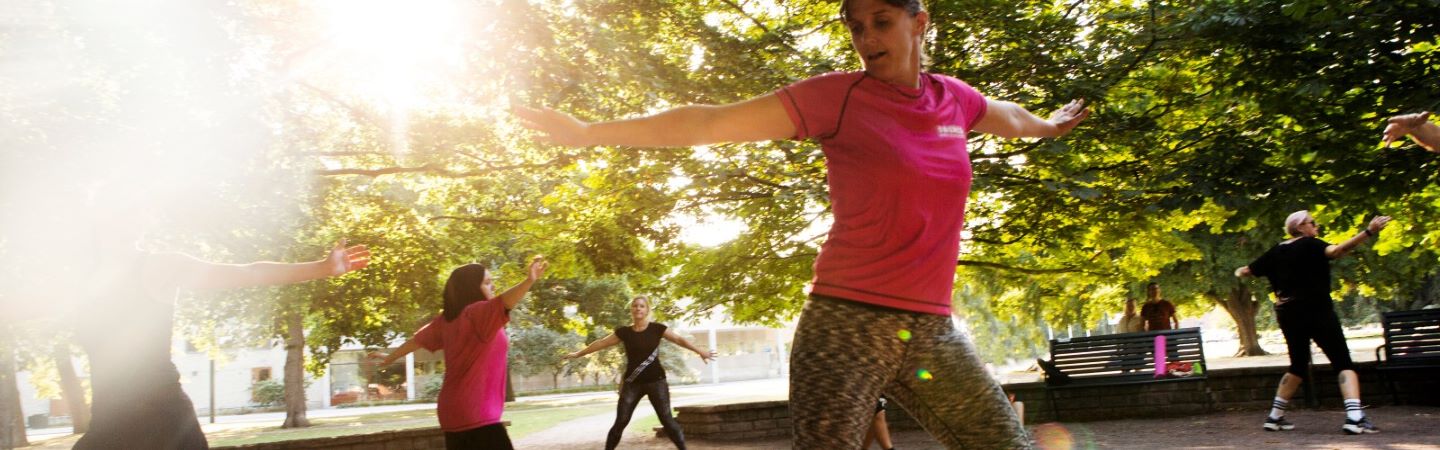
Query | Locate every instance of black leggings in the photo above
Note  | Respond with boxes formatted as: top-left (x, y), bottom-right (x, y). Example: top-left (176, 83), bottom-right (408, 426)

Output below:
top-left (443, 422), bottom-right (513, 450)
top-left (1277, 304), bottom-right (1356, 376)
top-left (606, 379), bottom-right (686, 450)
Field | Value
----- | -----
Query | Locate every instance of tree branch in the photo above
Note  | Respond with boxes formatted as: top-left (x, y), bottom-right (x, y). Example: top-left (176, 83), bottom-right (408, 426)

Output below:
top-left (716, 0), bottom-right (801, 54)
top-left (955, 259), bottom-right (1098, 275)
top-left (427, 216), bottom-right (528, 225)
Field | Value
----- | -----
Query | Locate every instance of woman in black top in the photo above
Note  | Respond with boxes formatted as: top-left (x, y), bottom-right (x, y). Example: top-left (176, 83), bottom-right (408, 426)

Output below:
top-left (565, 296), bottom-right (715, 449)
top-left (1236, 210), bottom-right (1390, 435)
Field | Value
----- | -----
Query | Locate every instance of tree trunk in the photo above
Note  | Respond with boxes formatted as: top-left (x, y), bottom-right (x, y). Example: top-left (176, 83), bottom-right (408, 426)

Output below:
top-left (1, 341), bottom-right (29, 449)
top-left (1213, 284), bottom-right (1268, 357)
top-left (504, 368), bottom-right (515, 402)
top-left (280, 309), bottom-right (310, 429)
top-left (552, 372), bottom-right (559, 390)
top-left (52, 344), bottom-right (90, 433)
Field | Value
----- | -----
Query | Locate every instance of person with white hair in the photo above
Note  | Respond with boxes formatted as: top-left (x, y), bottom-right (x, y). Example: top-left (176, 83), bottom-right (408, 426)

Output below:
top-left (1235, 210), bottom-right (1391, 435)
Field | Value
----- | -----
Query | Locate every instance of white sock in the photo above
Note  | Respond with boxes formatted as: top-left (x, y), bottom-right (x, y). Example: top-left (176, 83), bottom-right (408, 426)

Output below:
top-left (1269, 397), bottom-right (1288, 420)
top-left (1345, 399), bottom-right (1364, 421)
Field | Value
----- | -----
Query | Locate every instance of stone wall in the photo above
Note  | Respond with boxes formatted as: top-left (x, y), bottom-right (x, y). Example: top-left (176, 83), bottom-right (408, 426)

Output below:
top-left (1006, 361), bottom-right (1438, 424)
top-left (672, 400), bottom-right (791, 440)
top-left (673, 362), bottom-right (1438, 440)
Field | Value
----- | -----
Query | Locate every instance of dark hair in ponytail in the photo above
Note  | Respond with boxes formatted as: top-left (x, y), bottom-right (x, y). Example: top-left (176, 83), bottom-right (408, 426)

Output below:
top-left (442, 264), bottom-right (488, 321)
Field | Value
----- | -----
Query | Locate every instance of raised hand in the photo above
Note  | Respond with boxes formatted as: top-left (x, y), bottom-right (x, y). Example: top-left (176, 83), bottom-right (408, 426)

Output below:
top-left (328, 238), bottom-right (372, 276)
top-left (1048, 98), bottom-right (1090, 137)
top-left (1383, 112), bottom-right (1431, 147)
top-left (526, 255), bottom-right (549, 282)
top-left (512, 106), bottom-right (593, 147)
top-left (701, 349), bottom-right (717, 364)
top-left (1368, 216), bottom-right (1392, 234)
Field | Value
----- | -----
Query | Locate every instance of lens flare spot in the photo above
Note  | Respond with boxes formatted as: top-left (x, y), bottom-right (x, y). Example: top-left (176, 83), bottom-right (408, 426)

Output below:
top-left (915, 368), bottom-right (933, 381)
top-left (897, 329), bottom-right (912, 342)
top-left (1033, 422), bottom-right (1074, 450)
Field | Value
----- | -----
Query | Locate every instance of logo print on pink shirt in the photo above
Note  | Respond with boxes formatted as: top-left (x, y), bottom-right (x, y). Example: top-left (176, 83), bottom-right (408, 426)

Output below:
top-left (937, 124), bottom-right (965, 138)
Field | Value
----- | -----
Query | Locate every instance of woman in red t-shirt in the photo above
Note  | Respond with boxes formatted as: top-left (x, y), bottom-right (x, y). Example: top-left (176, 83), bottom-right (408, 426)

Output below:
top-left (514, 0), bottom-right (1086, 447)
top-left (377, 256), bottom-right (547, 450)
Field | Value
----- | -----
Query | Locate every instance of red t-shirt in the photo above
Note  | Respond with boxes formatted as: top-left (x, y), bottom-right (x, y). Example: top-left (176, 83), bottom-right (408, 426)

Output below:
top-left (777, 71), bottom-right (988, 315)
top-left (1140, 300), bottom-right (1177, 331)
top-left (413, 298), bottom-right (510, 431)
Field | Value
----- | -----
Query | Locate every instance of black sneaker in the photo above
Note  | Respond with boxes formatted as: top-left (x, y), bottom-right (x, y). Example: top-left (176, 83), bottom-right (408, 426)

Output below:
top-left (1263, 416), bottom-right (1294, 431)
top-left (1342, 416), bottom-right (1379, 435)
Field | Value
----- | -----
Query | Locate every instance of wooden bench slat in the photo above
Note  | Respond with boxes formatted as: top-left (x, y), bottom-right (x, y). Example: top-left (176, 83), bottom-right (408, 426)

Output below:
top-left (1375, 309), bottom-right (1440, 404)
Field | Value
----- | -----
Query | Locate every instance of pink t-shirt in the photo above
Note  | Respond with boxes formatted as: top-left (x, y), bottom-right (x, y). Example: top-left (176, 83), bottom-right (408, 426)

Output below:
top-left (413, 298), bottom-right (510, 431)
top-left (777, 71), bottom-right (987, 316)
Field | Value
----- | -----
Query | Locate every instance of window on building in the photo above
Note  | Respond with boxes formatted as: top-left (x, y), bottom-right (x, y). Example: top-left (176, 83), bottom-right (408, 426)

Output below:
top-left (252, 367), bottom-right (272, 382)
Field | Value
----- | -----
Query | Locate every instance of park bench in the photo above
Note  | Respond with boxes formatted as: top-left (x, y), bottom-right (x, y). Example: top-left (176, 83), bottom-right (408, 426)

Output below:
top-left (1374, 308), bottom-right (1440, 404)
top-left (1041, 327), bottom-right (1209, 421)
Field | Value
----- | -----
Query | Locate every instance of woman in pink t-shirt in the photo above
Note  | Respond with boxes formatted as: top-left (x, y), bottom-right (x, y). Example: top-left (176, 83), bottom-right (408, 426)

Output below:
top-left (377, 256), bottom-right (547, 450)
top-left (515, 0), bottom-right (1086, 447)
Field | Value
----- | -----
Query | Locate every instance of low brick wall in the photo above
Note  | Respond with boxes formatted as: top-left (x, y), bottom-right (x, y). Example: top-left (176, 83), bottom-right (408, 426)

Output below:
top-left (1008, 361), bottom-right (1439, 424)
top-left (665, 400), bottom-right (925, 440)
top-left (672, 400), bottom-right (791, 440)
top-left (674, 362), bottom-right (1438, 440)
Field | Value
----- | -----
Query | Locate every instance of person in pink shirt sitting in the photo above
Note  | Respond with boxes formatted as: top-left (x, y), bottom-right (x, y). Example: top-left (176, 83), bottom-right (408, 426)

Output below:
top-left (376, 256), bottom-right (547, 450)
top-left (514, 0), bottom-right (1086, 446)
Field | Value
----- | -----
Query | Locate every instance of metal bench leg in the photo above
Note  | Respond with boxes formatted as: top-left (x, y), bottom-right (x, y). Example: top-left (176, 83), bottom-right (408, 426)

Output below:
top-left (1047, 388), bottom-right (1060, 422)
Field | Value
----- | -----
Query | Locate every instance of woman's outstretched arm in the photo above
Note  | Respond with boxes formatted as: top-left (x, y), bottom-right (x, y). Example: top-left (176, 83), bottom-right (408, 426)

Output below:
top-left (495, 256), bottom-right (548, 310)
top-left (375, 339), bottom-right (425, 367)
top-left (972, 98), bottom-right (1089, 139)
top-left (144, 239), bottom-right (370, 292)
top-left (565, 334), bottom-right (621, 359)
top-left (663, 329), bottom-right (716, 363)
top-left (512, 94), bottom-right (795, 148)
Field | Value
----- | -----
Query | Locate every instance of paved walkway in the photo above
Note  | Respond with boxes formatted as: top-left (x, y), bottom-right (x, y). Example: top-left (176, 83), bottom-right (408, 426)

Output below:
top-left (539, 405), bottom-right (1440, 449)
top-left (513, 379), bottom-right (788, 447)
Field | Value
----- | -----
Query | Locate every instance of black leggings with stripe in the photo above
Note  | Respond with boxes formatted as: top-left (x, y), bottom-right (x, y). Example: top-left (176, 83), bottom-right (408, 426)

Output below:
top-left (790, 294), bottom-right (1031, 449)
top-left (606, 378), bottom-right (686, 449)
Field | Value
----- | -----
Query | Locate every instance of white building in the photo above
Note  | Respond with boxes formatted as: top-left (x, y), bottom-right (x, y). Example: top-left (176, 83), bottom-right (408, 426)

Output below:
top-left (15, 307), bottom-right (794, 426)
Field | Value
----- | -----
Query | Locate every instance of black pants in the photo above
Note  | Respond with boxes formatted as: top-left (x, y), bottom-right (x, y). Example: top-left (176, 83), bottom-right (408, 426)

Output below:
top-left (76, 383), bottom-right (208, 450)
top-left (606, 379), bottom-right (686, 449)
top-left (444, 422), bottom-right (513, 450)
top-left (1277, 304), bottom-right (1356, 376)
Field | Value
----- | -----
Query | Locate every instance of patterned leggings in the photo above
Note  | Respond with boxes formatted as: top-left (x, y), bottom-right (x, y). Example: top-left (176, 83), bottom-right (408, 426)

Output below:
top-left (790, 295), bottom-right (1031, 449)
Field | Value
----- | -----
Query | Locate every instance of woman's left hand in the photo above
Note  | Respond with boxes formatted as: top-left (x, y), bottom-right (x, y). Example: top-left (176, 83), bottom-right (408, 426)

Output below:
top-left (701, 350), bottom-right (717, 364)
top-left (1384, 112), bottom-right (1431, 146)
top-left (526, 255), bottom-right (549, 281)
top-left (1048, 98), bottom-right (1090, 137)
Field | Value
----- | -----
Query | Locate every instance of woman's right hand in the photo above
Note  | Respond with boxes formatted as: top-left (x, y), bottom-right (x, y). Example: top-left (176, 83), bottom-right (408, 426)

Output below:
top-left (563, 352), bottom-right (580, 360)
top-left (513, 106), bottom-right (593, 147)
